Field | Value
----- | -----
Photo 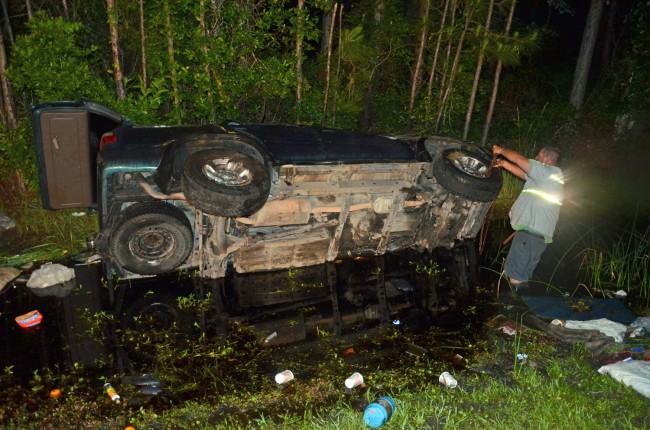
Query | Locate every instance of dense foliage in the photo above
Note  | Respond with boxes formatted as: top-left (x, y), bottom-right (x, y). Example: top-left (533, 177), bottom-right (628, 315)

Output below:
top-left (0, 0), bottom-right (646, 192)
top-left (0, 0), bottom-right (644, 261)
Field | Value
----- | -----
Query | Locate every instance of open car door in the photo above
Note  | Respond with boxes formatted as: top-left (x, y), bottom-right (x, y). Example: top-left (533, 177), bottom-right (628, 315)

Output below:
top-left (31, 99), bottom-right (129, 210)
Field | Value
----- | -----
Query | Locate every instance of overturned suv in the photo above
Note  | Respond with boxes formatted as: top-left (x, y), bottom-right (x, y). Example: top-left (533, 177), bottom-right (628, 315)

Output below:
top-left (32, 100), bottom-right (501, 287)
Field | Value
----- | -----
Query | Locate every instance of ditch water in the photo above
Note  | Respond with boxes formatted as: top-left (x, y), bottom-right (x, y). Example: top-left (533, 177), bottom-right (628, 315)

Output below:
top-left (0, 249), bottom-right (505, 427)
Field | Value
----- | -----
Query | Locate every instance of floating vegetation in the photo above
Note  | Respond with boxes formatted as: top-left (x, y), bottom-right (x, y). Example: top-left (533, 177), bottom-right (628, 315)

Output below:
top-left (0, 243), bottom-right (70, 268)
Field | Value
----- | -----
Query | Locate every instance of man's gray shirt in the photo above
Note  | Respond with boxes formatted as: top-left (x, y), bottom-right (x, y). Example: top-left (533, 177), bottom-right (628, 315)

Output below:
top-left (509, 159), bottom-right (564, 243)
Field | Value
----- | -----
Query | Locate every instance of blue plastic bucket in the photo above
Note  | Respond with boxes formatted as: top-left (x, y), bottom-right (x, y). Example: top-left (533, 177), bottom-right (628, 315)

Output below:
top-left (363, 395), bottom-right (396, 427)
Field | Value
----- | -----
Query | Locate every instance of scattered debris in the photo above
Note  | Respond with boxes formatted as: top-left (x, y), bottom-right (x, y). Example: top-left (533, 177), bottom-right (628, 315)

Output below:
top-left (487, 314), bottom-right (527, 336)
top-left (452, 354), bottom-right (467, 369)
top-left (15, 310), bottom-right (43, 328)
top-left (342, 347), bottom-right (357, 357)
top-left (628, 317), bottom-right (650, 338)
top-left (104, 383), bottom-right (121, 403)
top-left (439, 371), bottom-right (458, 388)
top-left (551, 318), bottom-right (627, 343)
top-left (364, 396), bottom-right (396, 427)
top-left (345, 372), bottom-right (364, 389)
top-left (405, 343), bottom-right (428, 357)
top-left (126, 374), bottom-right (163, 396)
top-left (26, 262), bottom-right (75, 298)
top-left (598, 361), bottom-right (650, 399)
top-left (520, 296), bottom-right (635, 325)
top-left (0, 211), bottom-right (15, 231)
top-left (274, 370), bottom-right (294, 384)
top-left (49, 388), bottom-right (62, 399)
top-left (263, 332), bottom-right (278, 343)
top-left (0, 267), bottom-right (20, 293)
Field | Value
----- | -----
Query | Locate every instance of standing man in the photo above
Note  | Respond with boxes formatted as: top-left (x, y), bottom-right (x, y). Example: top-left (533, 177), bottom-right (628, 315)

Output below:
top-left (492, 145), bottom-right (564, 289)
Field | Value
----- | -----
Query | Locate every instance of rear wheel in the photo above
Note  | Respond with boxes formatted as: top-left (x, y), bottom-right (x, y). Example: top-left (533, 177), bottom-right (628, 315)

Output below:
top-left (120, 293), bottom-right (194, 363)
top-left (109, 202), bottom-right (193, 275)
top-left (181, 147), bottom-right (271, 217)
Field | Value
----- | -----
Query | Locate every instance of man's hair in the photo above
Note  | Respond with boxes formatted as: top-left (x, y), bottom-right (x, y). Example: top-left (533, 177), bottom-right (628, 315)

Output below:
top-left (542, 146), bottom-right (561, 165)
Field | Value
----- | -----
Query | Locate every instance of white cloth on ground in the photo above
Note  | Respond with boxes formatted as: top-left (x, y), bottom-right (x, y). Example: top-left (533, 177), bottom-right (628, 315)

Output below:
top-left (598, 361), bottom-right (650, 399)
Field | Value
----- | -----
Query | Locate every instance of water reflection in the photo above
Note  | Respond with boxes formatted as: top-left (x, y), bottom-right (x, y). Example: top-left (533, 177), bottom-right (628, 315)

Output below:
top-left (1, 247), bottom-right (485, 379)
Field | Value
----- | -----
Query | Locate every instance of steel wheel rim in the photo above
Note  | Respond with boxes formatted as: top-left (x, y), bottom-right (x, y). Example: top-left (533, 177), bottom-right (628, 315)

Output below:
top-left (203, 157), bottom-right (253, 186)
top-left (449, 152), bottom-right (490, 178)
top-left (129, 227), bottom-right (175, 264)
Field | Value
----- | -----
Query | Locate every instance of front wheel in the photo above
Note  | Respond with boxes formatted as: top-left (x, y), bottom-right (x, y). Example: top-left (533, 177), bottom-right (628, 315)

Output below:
top-left (109, 202), bottom-right (194, 275)
top-left (433, 147), bottom-right (502, 202)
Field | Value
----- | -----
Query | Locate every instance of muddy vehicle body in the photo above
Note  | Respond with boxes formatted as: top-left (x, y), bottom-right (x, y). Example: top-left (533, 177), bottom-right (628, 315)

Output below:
top-left (32, 99), bottom-right (501, 347)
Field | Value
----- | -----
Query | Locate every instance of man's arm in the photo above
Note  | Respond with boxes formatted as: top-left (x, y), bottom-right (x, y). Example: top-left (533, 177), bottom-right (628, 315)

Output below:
top-left (493, 145), bottom-right (530, 180)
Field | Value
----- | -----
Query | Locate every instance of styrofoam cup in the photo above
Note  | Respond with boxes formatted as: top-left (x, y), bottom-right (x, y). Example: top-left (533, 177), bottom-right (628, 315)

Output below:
top-left (274, 370), bottom-right (294, 384)
top-left (344, 372), bottom-right (364, 389)
top-left (439, 371), bottom-right (457, 388)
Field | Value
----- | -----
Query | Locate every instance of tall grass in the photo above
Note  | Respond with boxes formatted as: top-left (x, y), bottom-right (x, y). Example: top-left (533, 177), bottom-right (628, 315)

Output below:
top-left (0, 194), bottom-right (98, 267)
top-left (579, 224), bottom-right (650, 303)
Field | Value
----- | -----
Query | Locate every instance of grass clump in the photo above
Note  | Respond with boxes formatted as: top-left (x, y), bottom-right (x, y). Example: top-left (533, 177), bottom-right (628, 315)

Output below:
top-left (0, 185), bottom-right (98, 267)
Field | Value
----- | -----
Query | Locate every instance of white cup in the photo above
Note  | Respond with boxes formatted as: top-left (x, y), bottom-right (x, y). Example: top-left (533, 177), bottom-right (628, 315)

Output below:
top-left (274, 370), bottom-right (294, 384)
top-left (439, 371), bottom-right (458, 388)
top-left (344, 372), bottom-right (364, 389)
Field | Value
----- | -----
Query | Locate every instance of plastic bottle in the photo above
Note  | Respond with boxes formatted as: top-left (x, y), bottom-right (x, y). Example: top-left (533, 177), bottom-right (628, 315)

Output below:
top-left (363, 396), bottom-right (396, 428)
top-left (104, 383), bottom-right (121, 403)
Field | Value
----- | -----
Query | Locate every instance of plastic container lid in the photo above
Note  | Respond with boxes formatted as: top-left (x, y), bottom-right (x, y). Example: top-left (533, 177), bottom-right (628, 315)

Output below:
top-left (364, 396), bottom-right (396, 428)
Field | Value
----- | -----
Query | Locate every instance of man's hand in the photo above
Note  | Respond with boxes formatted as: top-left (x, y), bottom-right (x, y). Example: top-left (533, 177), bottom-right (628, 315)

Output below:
top-left (491, 145), bottom-right (529, 179)
top-left (492, 145), bottom-right (504, 168)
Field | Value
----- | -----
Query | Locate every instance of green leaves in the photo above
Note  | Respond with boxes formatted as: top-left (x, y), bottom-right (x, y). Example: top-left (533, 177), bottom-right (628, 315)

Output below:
top-left (8, 12), bottom-right (111, 103)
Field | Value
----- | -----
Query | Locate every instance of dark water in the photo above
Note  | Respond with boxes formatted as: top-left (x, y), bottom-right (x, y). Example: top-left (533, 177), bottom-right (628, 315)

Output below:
top-left (0, 251), bottom-right (497, 384)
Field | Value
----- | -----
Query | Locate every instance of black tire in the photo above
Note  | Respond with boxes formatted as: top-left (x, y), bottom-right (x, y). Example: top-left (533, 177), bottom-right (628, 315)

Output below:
top-left (120, 294), bottom-right (194, 363)
top-left (109, 202), bottom-right (194, 275)
top-left (433, 147), bottom-right (502, 202)
top-left (181, 147), bottom-right (271, 217)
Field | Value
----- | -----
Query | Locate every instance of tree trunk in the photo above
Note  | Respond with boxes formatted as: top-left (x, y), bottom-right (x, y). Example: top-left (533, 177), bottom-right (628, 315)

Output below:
top-left (435, 2), bottom-right (473, 131)
top-left (436, 0), bottom-right (457, 107)
top-left (295, 0), bottom-right (305, 123)
top-left (1, 0), bottom-right (13, 43)
top-left (164, 1), bottom-right (180, 112)
top-left (426, 0), bottom-right (451, 103)
top-left (598, 0), bottom-right (616, 76)
top-left (139, 0), bottom-right (148, 90)
top-left (320, 3), bottom-right (333, 52)
top-left (462, 0), bottom-right (494, 141)
top-left (25, 0), bottom-right (33, 19)
top-left (0, 29), bottom-right (15, 128)
top-left (409, 0), bottom-right (430, 112)
top-left (62, 0), bottom-right (69, 19)
top-left (322, 3), bottom-right (338, 127)
top-left (569, 0), bottom-right (604, 111)
top-left (482, 0), bottom-right (516, 146)
top-left (331, 4), bottom-right (344, 127)
top-left (106, 0), bottom-right (125, 101)
top-left (199, 0), bottom-right (216, 122)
